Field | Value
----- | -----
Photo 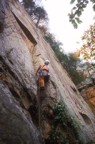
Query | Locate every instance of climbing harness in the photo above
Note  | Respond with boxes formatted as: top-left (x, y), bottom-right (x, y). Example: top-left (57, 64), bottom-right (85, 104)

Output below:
top-left (38, 65), bottom-right (49, 77)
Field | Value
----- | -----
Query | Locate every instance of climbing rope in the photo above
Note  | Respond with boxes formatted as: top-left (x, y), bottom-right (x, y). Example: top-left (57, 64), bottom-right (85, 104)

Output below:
top-left (37, 88), bottom-right (45, 144)
top-left (37, 88), bottom-right (41, 129)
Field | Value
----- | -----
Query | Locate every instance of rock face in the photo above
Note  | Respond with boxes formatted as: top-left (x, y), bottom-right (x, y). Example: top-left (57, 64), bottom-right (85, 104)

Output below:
top-left (77, 77), bottom-right (95, 115)
top-left (0, 81), bottom-right (40, 144)
top-left (0, 0), bottom-right (95, 144)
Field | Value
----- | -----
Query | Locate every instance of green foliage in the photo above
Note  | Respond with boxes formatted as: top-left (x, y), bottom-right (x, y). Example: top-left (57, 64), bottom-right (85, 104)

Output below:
top-left (49, 126), bottom-right (61, 144)
top-left (49, 127), bottom-right (69, 144)
top-left (70, 0), bottom-right (76, 4)
top-left (69, 0), bottom-right (95, 28)
top-left (22, 0), bottom-right (36, 14)
top-left (87, 141), bottom-right (95, 144)
top-left (54, 102), bottom-right (67, 126)
top-left (33, 6), bottom-right (48, 26)
top-left (53, 102), bottom-right (80, 129)
top-left (48, 102), bottom-right (83, 144)
top-left (48, 102), bottom-right (69, 144)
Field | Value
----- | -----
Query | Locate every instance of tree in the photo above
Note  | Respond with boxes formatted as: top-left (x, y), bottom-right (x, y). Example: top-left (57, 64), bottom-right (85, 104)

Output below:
top-left (75, 23), bottom-right (95, 75)
top-left (21, 0), bottom-right (48, 26)
top-left (69, 0), bottom-right (95, 28)
top-left (22, 0), bottom-right (36, 15)
top-left (33, 7), bottom-right (48, 26)
top-left (75, 23), bottom-right (95, 62)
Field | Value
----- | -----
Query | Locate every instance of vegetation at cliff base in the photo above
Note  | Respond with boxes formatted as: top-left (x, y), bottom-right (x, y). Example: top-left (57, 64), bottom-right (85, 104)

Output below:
top-left (48, 102), bottom-right (82, 144)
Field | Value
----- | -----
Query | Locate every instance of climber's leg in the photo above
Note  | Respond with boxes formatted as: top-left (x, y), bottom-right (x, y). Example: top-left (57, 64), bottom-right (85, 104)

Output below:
top-left (44, 75), bottom-right (50, 84)
top-left (38, 76), bottom-right (45, 90)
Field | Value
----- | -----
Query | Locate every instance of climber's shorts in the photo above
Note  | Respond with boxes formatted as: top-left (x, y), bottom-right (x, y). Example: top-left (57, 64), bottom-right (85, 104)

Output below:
top-left (38, 76), bottom-right (45, 89)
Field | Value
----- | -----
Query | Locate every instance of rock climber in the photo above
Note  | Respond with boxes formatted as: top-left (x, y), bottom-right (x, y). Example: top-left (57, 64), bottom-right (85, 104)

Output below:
top-left (36, 60), bottom-right (50, 90)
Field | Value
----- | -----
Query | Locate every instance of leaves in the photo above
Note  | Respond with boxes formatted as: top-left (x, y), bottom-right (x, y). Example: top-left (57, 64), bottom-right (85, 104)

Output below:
top-left (80, 24), bottom-right (95, 61)
top-left (74, 51), bottom-right (80, 58)
top-left (73, 20), bottom-right (78, 28)
top-left (75, 17), bottom-right (82, 24)
top-left (93, 4), bottom-right (95, 11)
top-left (75, 23), bottom-right (95, 76)
top-left (69, 0), bottom-right (91, 28)
top-left (70, 0), bottom-right (76, 4)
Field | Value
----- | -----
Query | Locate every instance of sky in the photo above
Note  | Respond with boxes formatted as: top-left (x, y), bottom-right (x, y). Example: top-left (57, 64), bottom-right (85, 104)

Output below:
top-left (40, 0), bottom-right (95, 53)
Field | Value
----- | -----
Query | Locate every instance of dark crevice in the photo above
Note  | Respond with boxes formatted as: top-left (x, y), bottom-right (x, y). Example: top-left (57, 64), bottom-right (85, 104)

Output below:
top-left (28, 104), bottom-right (38, 125)
top-left (22, 87), bottom-right (37, 104)
top-left (51, 80), bottom-right (56, 89)
top-left (0, 21), bottom-right (4, 33)
top-left (79, 112), bottom-right (92, 125)
top-left (0, 56), bottom-right (20, 82)
top-left (9, 87), bottom-right (20, 99)
top-left (44, 139), bottom-right (50, 144)
top-left (8, 59), bottom-right (14, 65)
top-left (6, 48), bottom-right (14, 57)
top-left (78, 84), bottom-right (94, 92)
top-left (36, 54), bottom-right (41, 56)
top-left (71, 86), bottom-right (77, 93)
top-left (0, 67), bottom-right (4, 73)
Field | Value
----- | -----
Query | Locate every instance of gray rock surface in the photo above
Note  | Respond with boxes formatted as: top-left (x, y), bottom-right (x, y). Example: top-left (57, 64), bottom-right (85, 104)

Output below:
top-left (0, 81), bottom-right (40, 144)
top-left (0, 0), bottom-right (95, 143)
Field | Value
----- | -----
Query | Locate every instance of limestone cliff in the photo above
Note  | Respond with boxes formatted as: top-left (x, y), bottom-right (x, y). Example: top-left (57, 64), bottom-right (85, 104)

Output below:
top-left (0, 0), bottom-right (95, 144)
